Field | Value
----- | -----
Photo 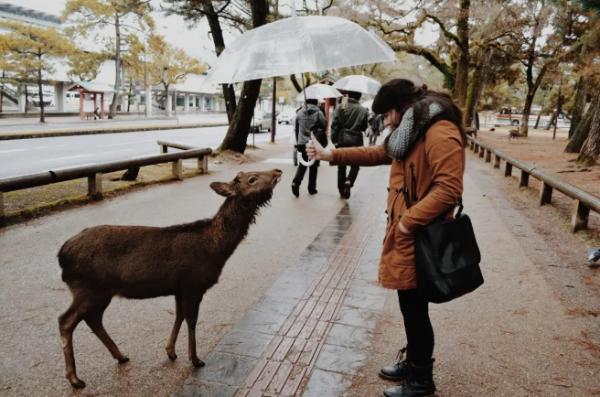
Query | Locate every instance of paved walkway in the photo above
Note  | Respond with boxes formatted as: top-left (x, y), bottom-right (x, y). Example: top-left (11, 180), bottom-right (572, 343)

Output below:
top-left (175, 169), bottom-right (388, 397)
top-left (0, 143), bottom-right (598, 396)
top-left (173, 152), bottom-right (600, 397)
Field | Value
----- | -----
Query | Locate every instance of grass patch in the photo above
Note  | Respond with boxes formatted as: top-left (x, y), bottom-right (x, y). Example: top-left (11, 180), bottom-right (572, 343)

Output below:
top-left (2, 163), bottom-right (204, 226)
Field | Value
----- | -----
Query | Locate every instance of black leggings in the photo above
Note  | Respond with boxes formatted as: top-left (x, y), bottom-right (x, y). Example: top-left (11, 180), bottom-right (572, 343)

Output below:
top-left (398, 289), bottom-right (434, 365)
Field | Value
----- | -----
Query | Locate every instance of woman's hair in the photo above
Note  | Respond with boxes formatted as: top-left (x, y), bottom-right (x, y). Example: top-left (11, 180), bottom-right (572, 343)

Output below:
top-left (372, 78), bottom-right (466, 145)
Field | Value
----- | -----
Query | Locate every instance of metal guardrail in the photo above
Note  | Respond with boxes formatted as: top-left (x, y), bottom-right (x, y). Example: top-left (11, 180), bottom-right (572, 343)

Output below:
top-left (0, 143), bottom-right (211, 221)
top-left (467, 136), bottom-right (600, 232)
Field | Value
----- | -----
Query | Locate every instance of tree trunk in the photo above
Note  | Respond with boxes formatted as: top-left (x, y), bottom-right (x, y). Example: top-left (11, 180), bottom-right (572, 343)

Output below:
top-left (565, 94), bottom-right (598, 153)
top-left (219, 0), bottom-right (268, 153)
top-left (109, 14), bottom-right (121, 119)
top-left (569, 75), bottom-right (587, 138)
top-left (534, 111), bottom-right (542, 129)
top-left (520, 93), bottom-right (535, 136)
top-left (290, 74), bottom-right (303, 93)
top-left (271, 77), bottom-right (276, 143)
top-left (219, 79), bottom-right (262, 153)
top-left (37, 52), bottom-right (45, 123)
top-left (577, 93), bottom-right (600, 165)
top-left (127, 77), bottom-right (133, 113)
top-left (203, 1), bottom-right (237, 122)
top-left (464, 47), bottom-right (489, 127)
top-left (452, 0), bottom-right (470, 107)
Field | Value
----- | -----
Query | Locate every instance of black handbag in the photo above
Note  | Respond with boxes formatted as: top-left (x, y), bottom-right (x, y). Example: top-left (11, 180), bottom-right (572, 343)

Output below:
top-left (403, 160), bottom-right (483, 303)
top-left (339, 128), bottom-right (363, 147)
top-left (413, 201), bottom-right (483, 303)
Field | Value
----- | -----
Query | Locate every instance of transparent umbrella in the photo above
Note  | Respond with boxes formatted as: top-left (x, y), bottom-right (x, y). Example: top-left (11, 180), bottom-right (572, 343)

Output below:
top-left (333, 75), bottom-right (382, 95)
top-left (295, 84), bottom-right (342, 102)
top-left (206, 16), bottom-right (395, 84)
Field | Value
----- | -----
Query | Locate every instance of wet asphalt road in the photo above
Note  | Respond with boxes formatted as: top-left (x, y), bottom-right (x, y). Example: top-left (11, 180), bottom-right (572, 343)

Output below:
top-left (0, 125), bottom-right (293, 178)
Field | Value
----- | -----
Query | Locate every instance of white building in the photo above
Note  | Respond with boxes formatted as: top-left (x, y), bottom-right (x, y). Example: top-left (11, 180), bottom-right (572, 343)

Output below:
top-left (0, 2), bottom-right (224, 117)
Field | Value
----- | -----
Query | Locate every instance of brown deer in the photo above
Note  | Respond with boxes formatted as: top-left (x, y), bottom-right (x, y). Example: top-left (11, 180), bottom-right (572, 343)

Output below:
top-left (57, 169), bottom-right (282, 388)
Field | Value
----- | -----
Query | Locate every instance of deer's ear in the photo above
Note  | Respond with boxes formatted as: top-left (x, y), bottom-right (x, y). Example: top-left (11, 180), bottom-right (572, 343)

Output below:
top-left (210, 181), bottom-right (236, 197)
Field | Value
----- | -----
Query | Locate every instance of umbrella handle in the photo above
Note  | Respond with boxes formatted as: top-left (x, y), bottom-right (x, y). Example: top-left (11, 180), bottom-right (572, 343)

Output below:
top-left (297, 150), bottom-right (316, 167)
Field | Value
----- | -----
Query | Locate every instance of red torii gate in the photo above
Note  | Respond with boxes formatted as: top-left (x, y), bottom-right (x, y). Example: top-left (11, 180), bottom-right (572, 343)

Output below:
top-left (68, 82), bottom-right (113, 120)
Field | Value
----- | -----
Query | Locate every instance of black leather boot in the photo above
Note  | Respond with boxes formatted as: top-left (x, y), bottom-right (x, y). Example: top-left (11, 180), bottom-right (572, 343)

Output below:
top-left (383, 361), bottom-right (436, 397)
top-left (379, 348), bottom-right (410, 381)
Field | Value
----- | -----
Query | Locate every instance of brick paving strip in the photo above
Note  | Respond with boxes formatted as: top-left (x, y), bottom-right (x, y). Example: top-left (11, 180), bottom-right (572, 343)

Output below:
top-left (173, 168), bottom-right (390, 397)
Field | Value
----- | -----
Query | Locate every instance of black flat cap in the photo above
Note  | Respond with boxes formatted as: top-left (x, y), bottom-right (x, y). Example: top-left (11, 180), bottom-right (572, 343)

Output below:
top-left (372, 79), bottom-right (419, 114)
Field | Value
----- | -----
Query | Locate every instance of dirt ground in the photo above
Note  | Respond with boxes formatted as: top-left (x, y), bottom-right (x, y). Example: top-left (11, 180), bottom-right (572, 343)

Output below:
top-left (476, 126), bottom-right (600, 236)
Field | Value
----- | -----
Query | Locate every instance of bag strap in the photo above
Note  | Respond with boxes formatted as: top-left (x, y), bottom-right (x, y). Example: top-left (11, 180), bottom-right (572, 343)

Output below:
top-left (456, 197), bottom-right (464, 217)
top-left (402, 158), bottom-right (463, 216)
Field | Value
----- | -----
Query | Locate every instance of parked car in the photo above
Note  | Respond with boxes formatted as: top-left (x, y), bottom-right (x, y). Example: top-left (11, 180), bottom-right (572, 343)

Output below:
top-left (251, 112), bottom-right (274, 132)
top-left (494, 107), bottom-right (570, 128)
top-left (277, 112), bottom-right (294, 125)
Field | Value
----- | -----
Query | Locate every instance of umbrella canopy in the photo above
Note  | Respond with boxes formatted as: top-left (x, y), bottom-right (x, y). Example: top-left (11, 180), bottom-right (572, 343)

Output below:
top-left (295, 83), bottom-right (342, 102)
top-left (206, 16), bottom-right (395, 84)
top-left (361, 99), bottom-right (374, 111)
top-left (333, 75), bottom-right (381, 95)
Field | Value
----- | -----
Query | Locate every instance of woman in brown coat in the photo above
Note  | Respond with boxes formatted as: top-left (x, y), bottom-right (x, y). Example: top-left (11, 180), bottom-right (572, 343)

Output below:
top-left (307, 78), bottom-right (466, 397)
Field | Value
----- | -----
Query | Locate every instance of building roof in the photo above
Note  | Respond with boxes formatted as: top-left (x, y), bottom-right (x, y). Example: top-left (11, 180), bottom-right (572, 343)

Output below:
top-left (0, 2), bottom-right (61, 27)
top-left (68, 82), bottom-right (115, 93)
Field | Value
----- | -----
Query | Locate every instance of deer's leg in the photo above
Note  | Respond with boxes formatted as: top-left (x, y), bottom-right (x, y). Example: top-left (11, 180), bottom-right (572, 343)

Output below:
top-left (165, 295), bottom-right (183, 361)
top-left (58, 299), bottom-right (86, 388)
top-left (182, 296), bottom-right (204, 368)
top-left (83, 296), bottom-right (129, 364)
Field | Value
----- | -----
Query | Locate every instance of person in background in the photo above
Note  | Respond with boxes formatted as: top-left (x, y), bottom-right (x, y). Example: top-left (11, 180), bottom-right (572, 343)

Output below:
top-left (291, 98), bottom-right (327, 197)
top-left (307, 78), bottom-right (466, 397)
top-left (368, 113), bottom-right (384, 145)
top-left (330, 90), bottom-right (369, 199)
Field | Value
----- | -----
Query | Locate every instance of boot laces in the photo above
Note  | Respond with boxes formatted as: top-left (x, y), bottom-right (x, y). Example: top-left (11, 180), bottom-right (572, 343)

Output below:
top-left (395, 346), bottom-right (407, 364)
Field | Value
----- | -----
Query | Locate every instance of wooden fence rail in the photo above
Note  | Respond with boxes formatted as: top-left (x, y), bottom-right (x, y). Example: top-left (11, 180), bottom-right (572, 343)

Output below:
top-left (0, 144), bottom-right (212, 221)
top-left (467, 137), bottom-right (600, 232)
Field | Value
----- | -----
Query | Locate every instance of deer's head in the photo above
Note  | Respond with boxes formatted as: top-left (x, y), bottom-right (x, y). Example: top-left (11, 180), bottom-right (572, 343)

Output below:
top-left (210, 169), bottom-right (282, 206)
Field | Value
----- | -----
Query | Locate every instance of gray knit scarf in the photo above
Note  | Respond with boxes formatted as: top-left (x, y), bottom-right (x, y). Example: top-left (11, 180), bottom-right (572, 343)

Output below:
top-left (385, 102), bottom-right (443, 160)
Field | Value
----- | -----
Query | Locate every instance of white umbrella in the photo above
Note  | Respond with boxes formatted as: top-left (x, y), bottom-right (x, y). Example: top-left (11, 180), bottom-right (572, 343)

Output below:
top-left (333, 75), bottom-right (381, 95)
top-left (206, 16), bottom-right (395, 84)
top-left (295, 84), bottom-right (342, 102)
top-left (361, 99), bottom-right (374, 111)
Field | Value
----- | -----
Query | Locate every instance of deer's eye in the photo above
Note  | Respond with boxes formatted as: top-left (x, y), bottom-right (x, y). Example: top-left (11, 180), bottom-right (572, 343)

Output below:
top-left (249, 176), bottom-right (258, 185)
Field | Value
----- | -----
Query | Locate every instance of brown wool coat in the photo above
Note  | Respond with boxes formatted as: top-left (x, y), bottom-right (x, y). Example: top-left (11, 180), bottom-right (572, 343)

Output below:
top-left (331, 120), bottom-right (465, 290)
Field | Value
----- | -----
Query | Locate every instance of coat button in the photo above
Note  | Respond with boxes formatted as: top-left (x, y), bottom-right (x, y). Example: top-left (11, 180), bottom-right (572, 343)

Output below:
top-left (384, 209), bottom-right (388, 214)
top-left (387, 187), bottom-right (390, 192)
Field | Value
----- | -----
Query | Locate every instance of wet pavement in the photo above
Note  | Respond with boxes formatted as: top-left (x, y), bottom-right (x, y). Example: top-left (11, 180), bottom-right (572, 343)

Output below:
top-left (1, 141), bottom-right (599, 396)
top-left (174, 171), bottom-right (389, 397)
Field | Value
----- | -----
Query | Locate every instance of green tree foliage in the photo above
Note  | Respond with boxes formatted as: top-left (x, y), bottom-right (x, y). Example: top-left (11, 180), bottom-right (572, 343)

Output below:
top-left (63, 0), bottom-right (155, 118)
top-left (0, 20), bottom-right (74, 122)
top-left (68, 50), bottom-right (111, 81)
top-left (145, 34), bottom-right (205, 111)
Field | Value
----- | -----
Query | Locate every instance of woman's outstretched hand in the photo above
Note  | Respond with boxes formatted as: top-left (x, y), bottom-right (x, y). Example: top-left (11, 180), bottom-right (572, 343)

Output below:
top-left (307, 133), bottom-right (333, 162)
